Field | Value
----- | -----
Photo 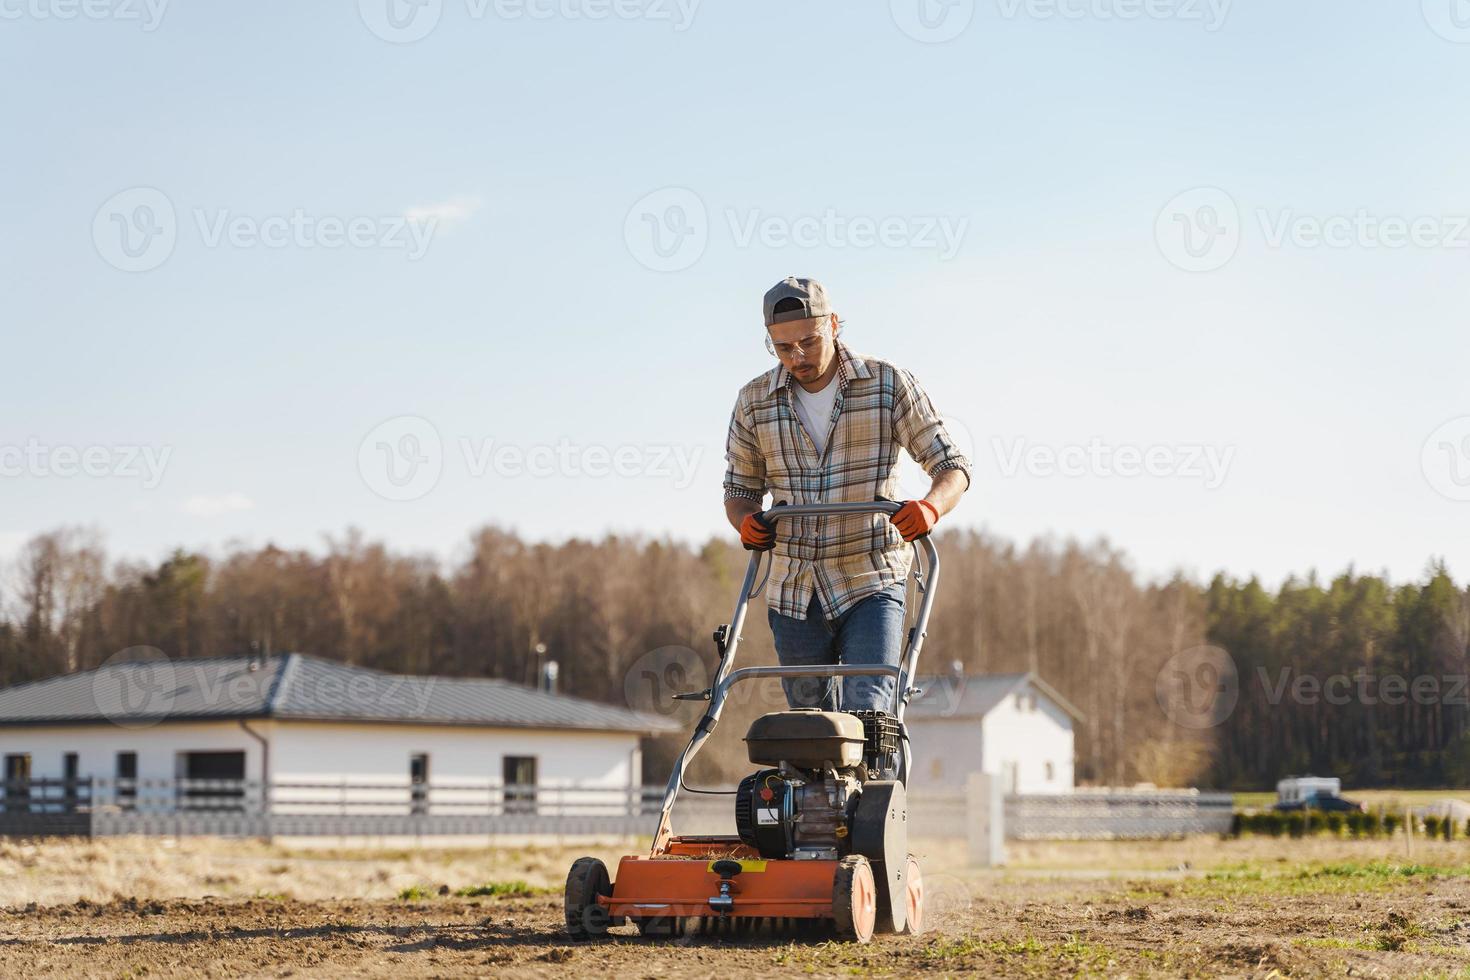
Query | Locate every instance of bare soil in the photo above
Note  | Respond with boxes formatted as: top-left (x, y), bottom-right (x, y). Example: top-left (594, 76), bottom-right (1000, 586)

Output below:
top-left (4, 859), bottom-right (1470, 977)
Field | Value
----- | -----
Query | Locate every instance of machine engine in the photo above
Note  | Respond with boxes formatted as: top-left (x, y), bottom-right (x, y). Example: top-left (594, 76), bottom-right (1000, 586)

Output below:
top-left (734, 709), bottom-right (901, 861)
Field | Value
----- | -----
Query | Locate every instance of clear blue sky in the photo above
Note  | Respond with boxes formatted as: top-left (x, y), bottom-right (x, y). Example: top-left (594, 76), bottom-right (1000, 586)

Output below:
top-left (3, 1), bottom-right (1468, 587)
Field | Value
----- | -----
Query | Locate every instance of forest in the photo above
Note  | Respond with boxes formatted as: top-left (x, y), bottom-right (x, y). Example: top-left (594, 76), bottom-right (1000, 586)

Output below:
top-left (2, 524), bottom-right (1466, 789)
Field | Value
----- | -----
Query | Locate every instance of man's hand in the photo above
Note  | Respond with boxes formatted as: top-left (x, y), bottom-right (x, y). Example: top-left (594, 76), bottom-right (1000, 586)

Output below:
top-left (891, 499), bottom-right (940, 541)
top-left (740, 511), bottom-right (777, 551)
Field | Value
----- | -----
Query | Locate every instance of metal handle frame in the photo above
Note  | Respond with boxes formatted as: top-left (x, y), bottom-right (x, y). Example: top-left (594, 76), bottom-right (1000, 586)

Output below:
top-left (649, 501), bottom-right (941, 854)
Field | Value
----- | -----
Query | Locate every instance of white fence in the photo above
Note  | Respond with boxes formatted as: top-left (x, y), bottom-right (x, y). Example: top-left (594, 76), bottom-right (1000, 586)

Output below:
top-left (1005, 791), bottom-right (1235, 839)
top-left (0, 778), bottom-right (653, 837)
top-left (0, 778), bottom-right (1231, 843)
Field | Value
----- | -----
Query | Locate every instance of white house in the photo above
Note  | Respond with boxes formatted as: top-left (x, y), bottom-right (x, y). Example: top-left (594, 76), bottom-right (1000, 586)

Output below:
top-left (0, 653), bottom-right (676, 819)
top-left (904, 672), bottom-right (1081, 795)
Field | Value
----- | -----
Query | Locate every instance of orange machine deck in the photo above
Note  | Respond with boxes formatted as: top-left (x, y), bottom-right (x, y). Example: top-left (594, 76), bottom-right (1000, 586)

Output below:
top-left (602, 854), bottom-right (838, 920)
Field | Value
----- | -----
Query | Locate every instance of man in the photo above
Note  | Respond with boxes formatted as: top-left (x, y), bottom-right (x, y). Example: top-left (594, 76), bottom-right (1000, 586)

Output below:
top-left (723, 276), bottom-right (970, 714)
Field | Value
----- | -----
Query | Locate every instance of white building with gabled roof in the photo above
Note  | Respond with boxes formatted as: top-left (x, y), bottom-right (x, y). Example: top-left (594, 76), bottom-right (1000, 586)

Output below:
top-left (904, 672), bottom-right (1081, 795)
top-left (0, 653), bottom-right (676, 822)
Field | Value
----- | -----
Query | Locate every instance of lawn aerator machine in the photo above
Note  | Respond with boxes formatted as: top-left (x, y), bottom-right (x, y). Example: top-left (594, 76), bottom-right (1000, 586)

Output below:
top-left (565, 500), bottom-right (940, 943)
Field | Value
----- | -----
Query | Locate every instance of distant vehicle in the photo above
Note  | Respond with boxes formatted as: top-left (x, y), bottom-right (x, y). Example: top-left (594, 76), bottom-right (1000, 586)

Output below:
top-left (1274, 793), bottom-right (1366, 813)
top-left (1273, 775), bottom-right (1365, 812)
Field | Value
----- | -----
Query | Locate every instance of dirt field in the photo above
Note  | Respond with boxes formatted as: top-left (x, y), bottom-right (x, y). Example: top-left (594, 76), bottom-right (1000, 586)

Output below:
top-left (2, 837), bottom-right (1469, 978)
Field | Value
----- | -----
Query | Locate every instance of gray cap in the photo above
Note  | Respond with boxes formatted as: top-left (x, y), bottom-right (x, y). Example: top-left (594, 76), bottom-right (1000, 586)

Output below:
top-left (763, 276), bottom-right (832, 327)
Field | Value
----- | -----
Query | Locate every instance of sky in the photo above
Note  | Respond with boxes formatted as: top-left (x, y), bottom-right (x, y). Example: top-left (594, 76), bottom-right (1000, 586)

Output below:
top-left (2, 0), bottom-right (1469, 589)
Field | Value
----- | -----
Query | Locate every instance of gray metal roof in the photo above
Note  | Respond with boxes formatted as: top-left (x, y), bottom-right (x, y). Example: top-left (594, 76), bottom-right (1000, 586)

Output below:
top-left (0, 653), bottom-right (679, 734)
top-left (906, 671), bottom-right (1084, 722)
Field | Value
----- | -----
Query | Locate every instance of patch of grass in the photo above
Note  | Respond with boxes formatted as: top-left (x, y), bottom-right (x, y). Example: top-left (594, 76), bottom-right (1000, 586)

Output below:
top-left (454, 880), bottom-right (547, 898)
top-left (767, 940), bottom-right (879, 971)
top-left (923, 936), bottom-right (1045, 960)
top-left (1059, 935), bottom-right (1115, 964)
top-left (1303, 862), bottom-right (1446, 879)
top-left (1135, 947), bottom-right (1180, 967)
top-left (1159, 862), bottom-right (1457, 900)
top-left (1297, 909), bottom-right (1431, 955)
top-left (1205, 868), bottom-right (1264, 882)
top-left (1408, 943), bottom-right (1470, 958)
top-left (921, 934), bottom-right (1115, 974)
top-left (1299, 937), bottom-right (1381, 952)
top-left (396, 885), bottom-right (434, 901)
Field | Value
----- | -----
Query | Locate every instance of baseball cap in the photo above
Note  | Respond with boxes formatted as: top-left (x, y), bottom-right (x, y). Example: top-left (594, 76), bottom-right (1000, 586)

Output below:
top-left (763, 276), bottom-right (832, 327)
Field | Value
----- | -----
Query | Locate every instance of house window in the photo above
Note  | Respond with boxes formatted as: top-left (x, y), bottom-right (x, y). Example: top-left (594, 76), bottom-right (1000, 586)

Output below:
top-left (503, 756), bottom-right (537, 814)
top-left (4, 754), bottom-right (31, 812)
top-left (410, 753), bottom-right (430, 816)
top-left (116, 752), bottom-right (138, 809)
top-left (179, 751), bottom-right (246, 811)
top-left (63, 753), bottom-right (80, 812)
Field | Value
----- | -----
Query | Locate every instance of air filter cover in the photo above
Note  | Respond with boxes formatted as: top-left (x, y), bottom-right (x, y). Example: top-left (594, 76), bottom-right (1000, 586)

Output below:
top-left (744, 709), bottom-right (866, 768)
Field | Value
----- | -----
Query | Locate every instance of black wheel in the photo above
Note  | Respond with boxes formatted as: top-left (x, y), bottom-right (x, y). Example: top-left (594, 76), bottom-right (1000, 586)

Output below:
top-left (832, 855), bottom-right (877, 943)
top-left (564, 856), bottom-right (612, 940)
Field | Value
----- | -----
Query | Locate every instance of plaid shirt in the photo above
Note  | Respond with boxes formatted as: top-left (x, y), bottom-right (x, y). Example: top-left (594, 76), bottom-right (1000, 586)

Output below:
top-left (723, 341), bottom-right (971, 620)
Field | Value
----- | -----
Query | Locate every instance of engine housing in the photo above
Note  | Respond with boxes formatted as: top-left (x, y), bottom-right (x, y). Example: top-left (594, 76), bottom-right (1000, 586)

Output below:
top-left (734, 766), bottom-right (861, 859)
top-left (733, 708), bottom-right (904, 860)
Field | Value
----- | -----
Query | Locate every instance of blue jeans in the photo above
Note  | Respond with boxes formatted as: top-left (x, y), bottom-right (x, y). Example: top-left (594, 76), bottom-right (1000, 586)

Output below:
top-left (768, 583), bottom-right (906, 713)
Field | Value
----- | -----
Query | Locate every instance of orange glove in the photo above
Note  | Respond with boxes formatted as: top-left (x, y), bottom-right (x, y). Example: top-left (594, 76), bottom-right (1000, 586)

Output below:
top-left (740, 511), bottom-right (776, 551)
top-left (891, 500), bottom-right (939, 541)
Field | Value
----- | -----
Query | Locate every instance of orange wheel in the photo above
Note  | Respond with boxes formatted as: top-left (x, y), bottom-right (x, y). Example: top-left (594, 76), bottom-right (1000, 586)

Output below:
top-left (900, 854), bottom-right (925, 935)
top-left (833, 855), bottom-right (877, 943)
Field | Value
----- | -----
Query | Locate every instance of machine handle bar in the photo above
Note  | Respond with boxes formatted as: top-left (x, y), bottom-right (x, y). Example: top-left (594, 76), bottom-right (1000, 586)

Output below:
top-left (757, 500), bottom-right (903, 523)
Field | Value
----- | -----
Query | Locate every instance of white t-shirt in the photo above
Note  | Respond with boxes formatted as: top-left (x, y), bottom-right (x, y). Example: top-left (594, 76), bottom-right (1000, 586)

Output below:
top-left (792, 376), bottom-right (840, 456)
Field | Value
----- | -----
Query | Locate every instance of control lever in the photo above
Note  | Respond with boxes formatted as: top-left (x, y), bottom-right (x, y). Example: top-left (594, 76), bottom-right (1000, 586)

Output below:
top-left (708, 859), bottom-right (743, 913)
